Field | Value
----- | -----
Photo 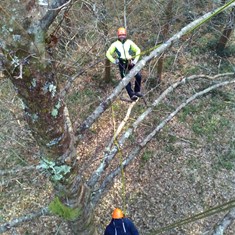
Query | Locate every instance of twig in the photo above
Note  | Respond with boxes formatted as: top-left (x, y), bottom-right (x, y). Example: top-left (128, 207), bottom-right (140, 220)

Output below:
top-left (168, 133), bottom-right (195, 145)
top-left (107, 101), bottom-right (135, 150)
top-left (48, 0), bottom-right (71, 11)
top-left (14, 64), bottom-right (23, 79)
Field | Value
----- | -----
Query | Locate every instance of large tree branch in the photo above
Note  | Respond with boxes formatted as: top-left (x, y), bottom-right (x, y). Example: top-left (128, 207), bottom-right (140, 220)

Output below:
top-left (75, 1), bottom-right (235, 140)
top-left (140, 79), bottom-right (235, 147)
top-left (0, 207), bottom-right (50, 234)
top-left (91, 79), bottom-right (235, 206)
top-left (87, 73), bottom-right (234, 188)
top-left (211, 208), bottom-right (235, 235)
top-left (75, 59), bottom-right (147, 139)
top-left (38, 0), bottom-right (71, 32)
top-left (27, 0), bottom-right (71, 57)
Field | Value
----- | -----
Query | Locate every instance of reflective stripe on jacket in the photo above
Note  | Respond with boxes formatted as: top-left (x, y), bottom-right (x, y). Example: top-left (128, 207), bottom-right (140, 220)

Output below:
top-left (106, 39), bottom-right (141, 64)
top-left (104, 218), bottom-right (139, 235)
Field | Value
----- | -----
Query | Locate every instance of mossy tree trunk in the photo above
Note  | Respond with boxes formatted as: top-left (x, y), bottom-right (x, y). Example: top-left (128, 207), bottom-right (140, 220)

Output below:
top-left (1, 0), bottom-right (97, 234)
top-left (8, 60), bottom-right (75, 161)
top-left (6, 58), bottom-right (97, 235)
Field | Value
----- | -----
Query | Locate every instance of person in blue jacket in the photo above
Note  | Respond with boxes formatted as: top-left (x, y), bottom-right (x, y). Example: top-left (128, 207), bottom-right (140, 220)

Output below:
top-left (104, 208), bottom-right (139, 235)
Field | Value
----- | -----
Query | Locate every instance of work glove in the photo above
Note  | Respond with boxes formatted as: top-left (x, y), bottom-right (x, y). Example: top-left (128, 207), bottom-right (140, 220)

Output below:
top-left (114, 59), bottom-right (119, 65)
top-left (130, 60), bottom-right (136, 66)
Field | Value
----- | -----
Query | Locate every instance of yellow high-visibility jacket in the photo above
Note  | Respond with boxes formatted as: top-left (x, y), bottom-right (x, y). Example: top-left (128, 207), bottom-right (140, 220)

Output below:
top-left (106, 39), bottom-right (141, 64)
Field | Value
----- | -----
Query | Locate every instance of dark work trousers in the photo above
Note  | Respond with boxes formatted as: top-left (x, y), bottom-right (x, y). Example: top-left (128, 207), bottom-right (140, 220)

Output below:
top-left (118, 60), bottom-right (142, 98)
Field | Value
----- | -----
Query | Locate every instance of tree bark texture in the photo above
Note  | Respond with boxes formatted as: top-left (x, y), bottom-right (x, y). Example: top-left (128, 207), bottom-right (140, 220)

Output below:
top-left (4, 54), bottom-right (97, 235)
top-left (58, 175), bottom-right (97, 235)
top-left (7, 59), bottom-right (75, 162)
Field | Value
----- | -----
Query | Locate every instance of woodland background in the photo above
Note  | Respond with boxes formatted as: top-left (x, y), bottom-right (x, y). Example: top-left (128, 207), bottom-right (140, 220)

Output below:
top-left (0, 0), bottom-right (235, 234)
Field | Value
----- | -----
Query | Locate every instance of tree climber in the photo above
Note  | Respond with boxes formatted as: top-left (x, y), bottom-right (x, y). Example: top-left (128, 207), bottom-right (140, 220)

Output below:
top-left (106, 27), bottom-right (143, 101)
top-left (104, 208), bottom-right (139, 235)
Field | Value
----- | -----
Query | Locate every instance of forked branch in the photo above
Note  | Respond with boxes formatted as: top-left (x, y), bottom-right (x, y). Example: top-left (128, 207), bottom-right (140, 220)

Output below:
top-left (87, 73), bottom-right (234, 189)
top-left (91, 79), bottom-right (235, 206)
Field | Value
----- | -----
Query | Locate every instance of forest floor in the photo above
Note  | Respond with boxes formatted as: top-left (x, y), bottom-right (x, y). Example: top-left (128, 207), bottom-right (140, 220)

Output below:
top-left (1, 39), bottom-right (235, 235)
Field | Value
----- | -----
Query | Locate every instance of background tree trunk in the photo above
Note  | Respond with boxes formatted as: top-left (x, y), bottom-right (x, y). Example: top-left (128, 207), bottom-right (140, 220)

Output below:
top-left (104, 58), bottom-right (111, 83)
top-left (156, 0), bottom-right (173, 84)
top-left (216, 7), bottom-right (235, 54)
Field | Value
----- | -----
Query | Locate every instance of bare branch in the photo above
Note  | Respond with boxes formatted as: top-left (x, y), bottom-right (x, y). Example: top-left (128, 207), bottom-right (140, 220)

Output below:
top-left (107, 101), bottom-right (136, 150)
top-left (211, 208), bottom-right (235, 235)
top-left (91, 79), bottom-right (235, 206)
top-left (0, 207), bottom-right (50, 234)
top-left (140, 79), bottom-right (235, 148)
top-left (38, 0), bottom-right (72, 31)
top-left (75, 60), bottom-right (147, 139)
top-left (87, 73), bottom-right (234, 188)
top-left (60, 59), bottom-right (103, 98)
top-left (123, 0), bottom-right (127, 28)
top-left (0, 166), bottom-right (35, 176)
top-left (91, 147), bottom-right (141, 207)
top-left (48, 0), bottom-right (72, 11)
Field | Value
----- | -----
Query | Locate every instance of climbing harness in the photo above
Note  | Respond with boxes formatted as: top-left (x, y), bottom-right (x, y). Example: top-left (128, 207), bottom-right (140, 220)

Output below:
top-left (147, 198), bottom-right (235, 234)
top-left (118, 60), bottom-right (148, 106)
top-left (113, 220), bottom-right (127, 235)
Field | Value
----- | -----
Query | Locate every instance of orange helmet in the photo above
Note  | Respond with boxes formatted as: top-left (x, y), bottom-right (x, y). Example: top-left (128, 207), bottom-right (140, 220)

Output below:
top-left (117, 27), bottom-right (127, 39)
top-left (112, 208), bottom-right (124, 219)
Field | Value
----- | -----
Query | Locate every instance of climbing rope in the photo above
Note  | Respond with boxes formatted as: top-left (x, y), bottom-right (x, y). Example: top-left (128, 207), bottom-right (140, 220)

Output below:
top-left (111, 104), bottom-right (127, 215)
top-left (147, 198), bottom-right (235, 234)
top-left (131, 0), bottom-right (235, 60)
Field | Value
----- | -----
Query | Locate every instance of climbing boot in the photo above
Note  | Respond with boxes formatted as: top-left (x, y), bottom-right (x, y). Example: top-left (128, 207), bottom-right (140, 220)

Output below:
top-left (130, 95), bottom-right (138, 101)
top-left (135, 92), bottom-right (143, 97)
